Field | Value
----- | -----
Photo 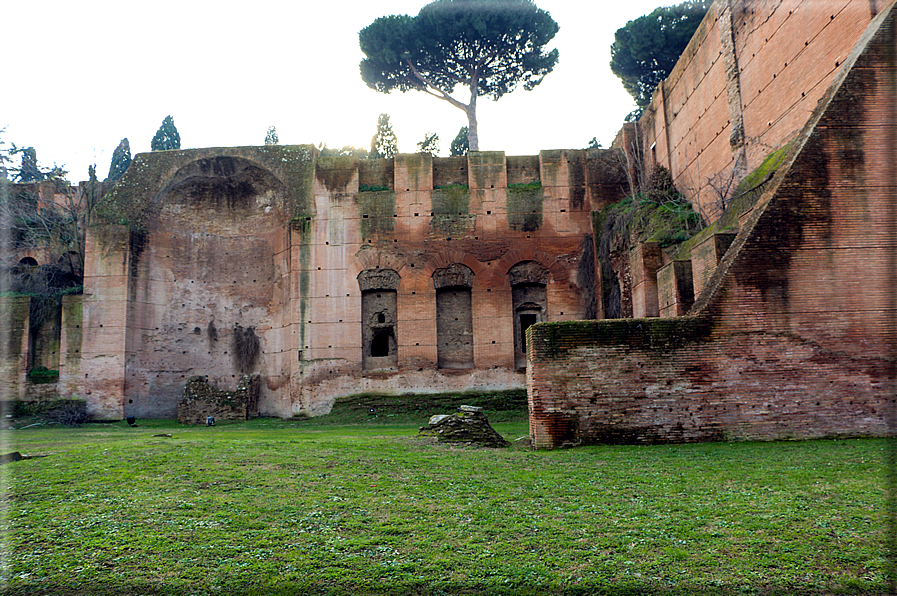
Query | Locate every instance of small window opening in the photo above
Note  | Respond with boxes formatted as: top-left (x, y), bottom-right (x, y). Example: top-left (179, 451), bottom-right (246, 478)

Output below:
top-left (519, 314), bottom-right (538, 343)
top-left (371, 331), bottom-right (392, 357)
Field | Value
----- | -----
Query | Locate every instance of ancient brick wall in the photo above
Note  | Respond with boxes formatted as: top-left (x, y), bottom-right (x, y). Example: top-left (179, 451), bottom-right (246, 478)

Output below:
top-left (58, 295), bottom-right (83, 400)
top-left (71, 146), bottom-right (627, 420)
top-left (177, 374), bottom-right (260, 424)
top-left (528, 318), bottom-right (890, 446)
top-left (639, 0), bottom-right (892, 220)
top-left (529, 4), bottom-right (897, 447)
top-left (292, 149), bottom-right (627, 415)
top-left (0, 297), bottom-right (31, 402)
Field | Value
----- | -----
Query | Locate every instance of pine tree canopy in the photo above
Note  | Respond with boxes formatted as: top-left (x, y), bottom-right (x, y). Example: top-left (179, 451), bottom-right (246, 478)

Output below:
top-left (359, 0), bottom-right (559, 152)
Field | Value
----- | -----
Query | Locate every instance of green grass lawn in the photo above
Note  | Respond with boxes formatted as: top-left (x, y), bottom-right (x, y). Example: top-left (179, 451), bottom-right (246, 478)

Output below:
top-left (0, 399), bottom-right (890, 595)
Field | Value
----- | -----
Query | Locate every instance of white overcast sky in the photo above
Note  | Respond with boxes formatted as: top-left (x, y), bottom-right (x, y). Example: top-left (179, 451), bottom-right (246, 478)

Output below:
top-left (2, 0), bottom-right (664, 182)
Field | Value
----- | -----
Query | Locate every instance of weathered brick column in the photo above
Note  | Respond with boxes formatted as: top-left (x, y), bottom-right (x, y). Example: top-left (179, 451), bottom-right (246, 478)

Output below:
top-left (80, 225), bottom-right (131, 419)
top-left (630, 242), bottom-right (662, 318)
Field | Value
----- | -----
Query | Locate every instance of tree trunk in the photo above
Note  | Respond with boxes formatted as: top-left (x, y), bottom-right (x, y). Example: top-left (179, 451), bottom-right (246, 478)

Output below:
top-left (467, 77), bottom-right (479, 152)
top-left (467, 108), bottom-right (479, 152)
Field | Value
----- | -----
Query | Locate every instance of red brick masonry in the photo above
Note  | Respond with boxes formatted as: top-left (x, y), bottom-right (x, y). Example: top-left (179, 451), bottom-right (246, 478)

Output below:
top-left (528, 3), bottom-right (897, 448)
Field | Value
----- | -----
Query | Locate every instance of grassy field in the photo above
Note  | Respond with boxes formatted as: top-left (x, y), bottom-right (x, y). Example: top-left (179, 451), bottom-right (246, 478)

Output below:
top-left (0, 395), bottom-right (890, 595)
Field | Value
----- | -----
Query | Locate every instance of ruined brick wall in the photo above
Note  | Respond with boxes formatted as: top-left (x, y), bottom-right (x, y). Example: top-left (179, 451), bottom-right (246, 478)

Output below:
top-left (79, 147), bottom-right (316, 419)
top-left (177, 374), bottom-right (260, 424)
top-left (122, 156), bottom-right (293, 418)
top-left (293, 149), bottom-right (628, 414)
top-left (639, 0), bottom-right (892, 220)
top-left (0, 297), bottom-right (31, 402)
top-left (58, 295), bottom-right (82, 400)
top-left (528, 318), bottom-right (890, 446)
top-left (73, 146), bottom-right (628, 420)
top-left (529, 4), bottom-right (897, 447)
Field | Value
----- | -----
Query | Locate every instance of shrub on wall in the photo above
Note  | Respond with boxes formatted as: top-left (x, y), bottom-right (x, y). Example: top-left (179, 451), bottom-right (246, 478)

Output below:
top-left (26, 366), bottom-right (59, 384)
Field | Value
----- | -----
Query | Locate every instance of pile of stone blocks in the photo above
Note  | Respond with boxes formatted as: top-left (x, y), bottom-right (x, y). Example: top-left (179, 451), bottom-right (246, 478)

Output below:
top-left (177, 374), bottom-right (260, 425)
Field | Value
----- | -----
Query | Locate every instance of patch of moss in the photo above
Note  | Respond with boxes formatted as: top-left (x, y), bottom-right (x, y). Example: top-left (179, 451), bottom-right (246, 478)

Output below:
top-left (27, 366), bottom-right (59, 384)
top-left (531, 317), bottom-right (712, 359)
top-left (357, 190), bottom-right (396, 240)
top-left (673, 142), bottom-right (793, 260)
top-left (430, 185), bottom-right (474, 236)
top-left (359, 184), bottom-right (390, 193)
top-left (736, 142), bottom-right (793, 196)
top-left (507, 186), bottom-right (543, 231)
top-left (432, 185), bottom-right (470, 215)
top-left (507, 181), bottom-right (542, 191)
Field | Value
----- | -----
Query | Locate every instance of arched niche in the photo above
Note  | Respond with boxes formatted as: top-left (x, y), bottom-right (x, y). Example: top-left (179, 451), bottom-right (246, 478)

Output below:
top-left (433, 263), bottom-right (474, 369)
top-left (358, 269), bottom-right (400, 371)
top-left (508, 261), bottom-right (550, 369)
top-left (156, 156), bottom-right (286, 232)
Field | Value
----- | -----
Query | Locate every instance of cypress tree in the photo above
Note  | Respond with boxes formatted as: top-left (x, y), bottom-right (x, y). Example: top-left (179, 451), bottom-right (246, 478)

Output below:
top-left (450, 126), bottom-right (469, 156)
top-left (151, 115), bottom-right (181, 151)
top-left (107, 138), bottom-right (131, 181)
top-left (370, 114), bottom-right (398, 159)
top-left (265, 126), bottom-right (279, 145)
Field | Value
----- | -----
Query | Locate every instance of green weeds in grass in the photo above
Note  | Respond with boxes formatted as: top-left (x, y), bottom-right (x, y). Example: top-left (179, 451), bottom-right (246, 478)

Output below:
top-left (1, 411), bottom-right (888, 595)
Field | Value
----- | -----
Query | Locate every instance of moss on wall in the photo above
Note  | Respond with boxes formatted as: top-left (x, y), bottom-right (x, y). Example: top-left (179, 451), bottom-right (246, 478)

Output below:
top-left (530, 316), bottom-right (711, 359)
top-left (357, 191), bottom-right (396, 240)
top-left (507, 185), bottom-right (543, 231)
top-left (316, 156), bottom-right (358, 192)
top-left (401, 154), bottom-right (430, 190)
top-left (673, 142), bottom-right (794, 259)
top-left (2, 296), bottom-right (30, 356)
top-left (432, 185), bottom-right (470, 214)
top-left (97, 146), bottom-right (317, 229)
top-left (431, 185), bottom-right (474, 236)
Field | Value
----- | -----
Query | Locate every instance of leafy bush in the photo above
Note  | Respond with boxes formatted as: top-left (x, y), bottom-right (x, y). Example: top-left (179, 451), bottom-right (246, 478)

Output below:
top-left (5, 398), bottom-right (88, 426)
top-left (359, 184), bottom-right (390, 192)
top-left (27, 366), bottom-right (59, 383)
top-left (49, 400), bottom-right (88, 426)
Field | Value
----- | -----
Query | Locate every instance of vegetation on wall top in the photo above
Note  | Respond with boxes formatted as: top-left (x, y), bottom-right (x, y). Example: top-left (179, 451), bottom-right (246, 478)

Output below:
top-left (594, 165), bottom-right (704, 318)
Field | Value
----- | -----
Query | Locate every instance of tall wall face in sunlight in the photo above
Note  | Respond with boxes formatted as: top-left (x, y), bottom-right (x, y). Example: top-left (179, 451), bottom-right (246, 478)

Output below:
top-left (64, 147), bottom-right (629, 419)
top-left (637, 0), bottom-right (892, 222)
